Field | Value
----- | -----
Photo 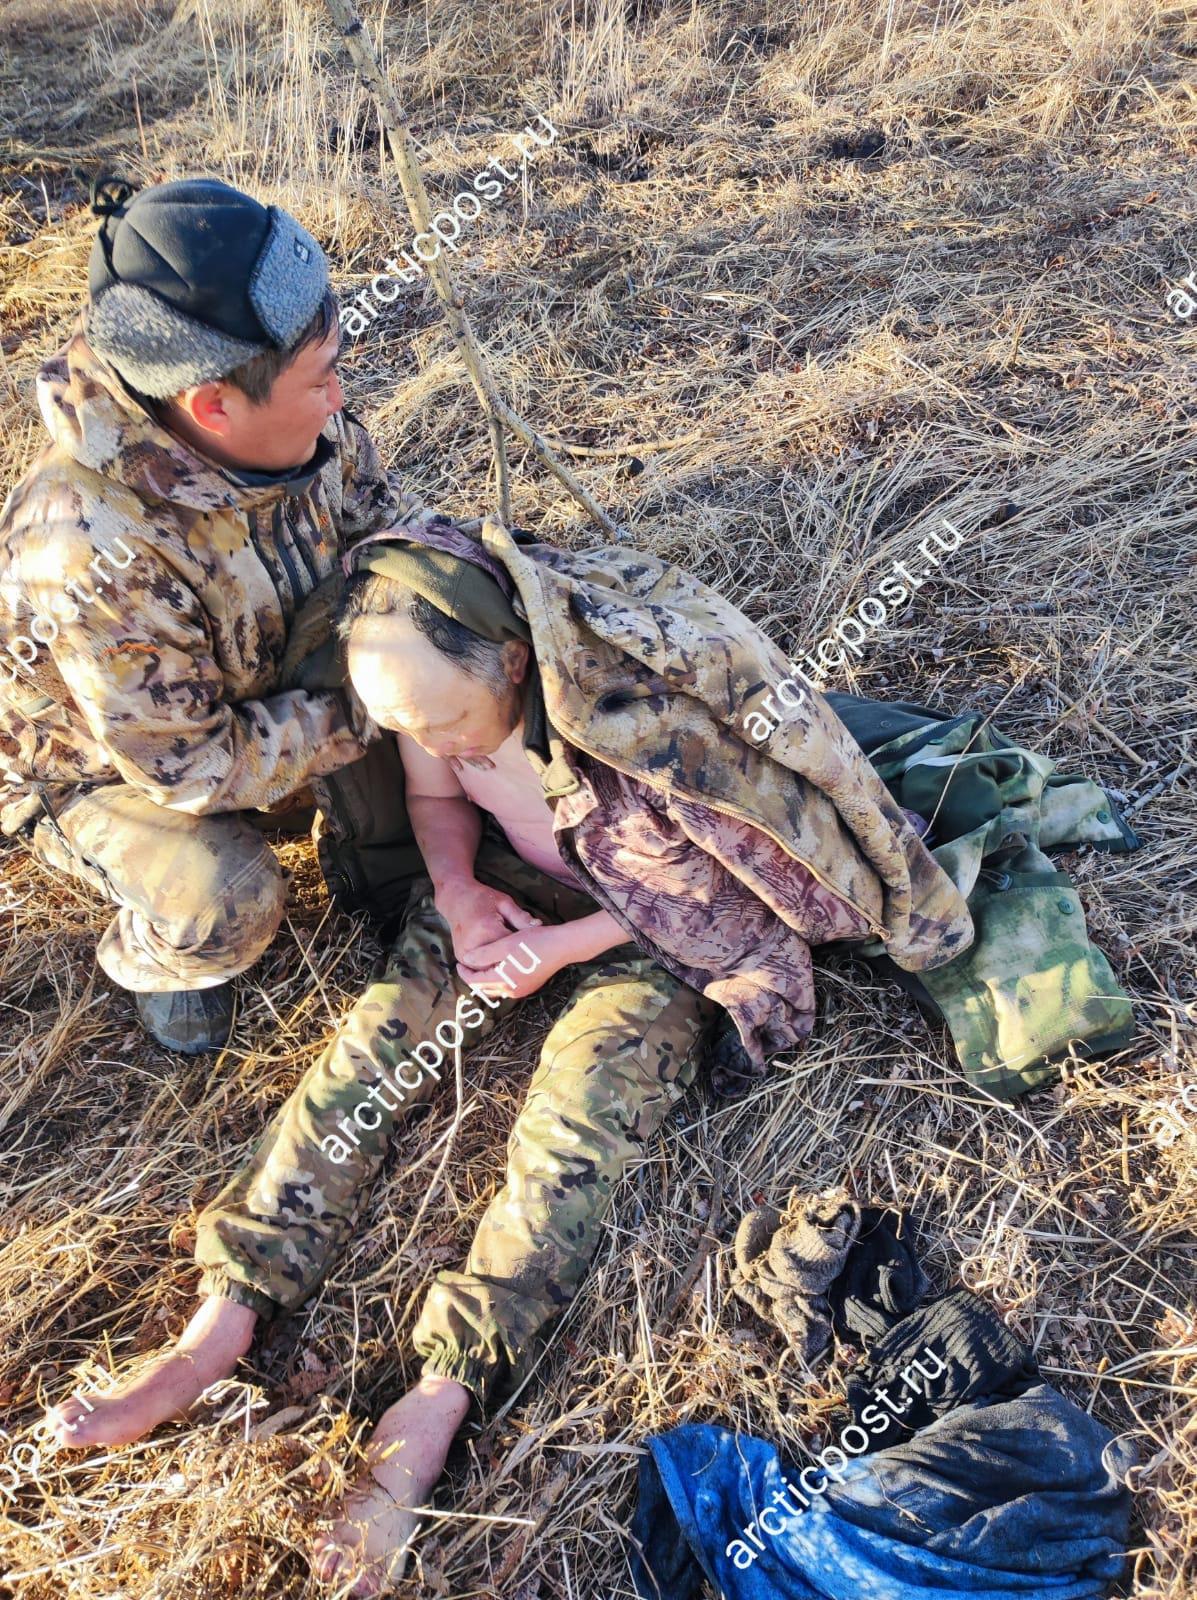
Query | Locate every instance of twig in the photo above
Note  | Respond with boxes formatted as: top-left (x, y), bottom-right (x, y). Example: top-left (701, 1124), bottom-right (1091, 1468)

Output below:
top-left (320, 0), bottom-right (624, 540)
top-left (1055, 694), bottom-right (1149, 769)
top-left (1126, 759), bottom-right (1193, 816)
top-left (1088, 715), bottom-right (1149, 770)
top-left (536, 429), bottom-right (705, 459)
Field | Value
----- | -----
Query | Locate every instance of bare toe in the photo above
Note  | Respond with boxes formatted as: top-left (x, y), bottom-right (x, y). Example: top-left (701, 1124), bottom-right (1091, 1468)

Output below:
top-left (314, 1486), bottom-right (415, 1593)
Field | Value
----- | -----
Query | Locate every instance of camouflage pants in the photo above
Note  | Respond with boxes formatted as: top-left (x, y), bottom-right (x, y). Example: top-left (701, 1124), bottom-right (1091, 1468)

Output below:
top-left (25, 784), bottom-right (288, 992)
top-left (195, 840), bottom-right (715, 1404)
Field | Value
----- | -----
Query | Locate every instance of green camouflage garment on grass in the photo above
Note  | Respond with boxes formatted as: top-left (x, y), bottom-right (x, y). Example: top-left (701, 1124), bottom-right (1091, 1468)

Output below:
top-left (826, 691), bottom-right (1140, 1099)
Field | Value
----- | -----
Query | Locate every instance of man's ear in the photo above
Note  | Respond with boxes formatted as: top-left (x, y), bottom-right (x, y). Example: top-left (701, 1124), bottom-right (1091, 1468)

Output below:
top-left (173, 379), bottom-right (233, 439)
top-left (501, 639), bottom-right (531, 684)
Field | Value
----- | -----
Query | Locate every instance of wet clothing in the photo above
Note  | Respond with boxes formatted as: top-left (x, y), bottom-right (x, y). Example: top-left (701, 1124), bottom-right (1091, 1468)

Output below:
top-left (195, 838), bottom-right (715, 1403)
top-left (731, 1191), bottom-right (864, 1364)
top-left (632, 1232), bottom-right (1133, 1599)
top-left (842, 1289), bottom-right (1040, 1451)
top-left (827, 1206), bottom-right (927, 1348)
top-left (631, 1392), bottom-right (1132, 1599)
top-left (732, 1196), bottom-right (928, 1363)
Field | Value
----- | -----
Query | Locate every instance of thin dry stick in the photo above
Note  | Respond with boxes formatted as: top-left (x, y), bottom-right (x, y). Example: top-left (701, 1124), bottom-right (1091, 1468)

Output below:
top-left (320, 0), bottom-right (624, 539)
top-left (538, 428), bottom-right (706, 459)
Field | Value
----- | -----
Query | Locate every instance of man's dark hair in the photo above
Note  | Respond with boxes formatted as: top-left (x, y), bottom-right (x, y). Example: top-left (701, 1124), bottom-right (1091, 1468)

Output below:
top-left (224, 286), bottom-right (339, 404)
top-left (336, 571), bottom-right (510, 697)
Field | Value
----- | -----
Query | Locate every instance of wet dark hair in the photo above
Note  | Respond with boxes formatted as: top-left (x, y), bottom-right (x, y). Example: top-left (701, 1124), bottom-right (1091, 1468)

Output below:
top-left (335, 571), bottom-right (510, 697)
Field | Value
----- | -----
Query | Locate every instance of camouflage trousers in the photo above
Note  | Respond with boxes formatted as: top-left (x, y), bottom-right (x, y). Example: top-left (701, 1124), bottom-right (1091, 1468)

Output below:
top-left (195, 839), bottom-right (715, 1404)
top-left (24, 784), bottom-right (290, 992)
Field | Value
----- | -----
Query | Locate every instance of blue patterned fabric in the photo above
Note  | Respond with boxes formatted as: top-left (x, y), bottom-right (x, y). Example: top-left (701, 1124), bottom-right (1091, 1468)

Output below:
top-left (631, 1386), bottom-right (1132, 1600)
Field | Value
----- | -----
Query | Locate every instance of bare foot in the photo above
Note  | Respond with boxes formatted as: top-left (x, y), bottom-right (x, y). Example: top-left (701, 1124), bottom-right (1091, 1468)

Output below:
top-left (312, 1375), bottom-right (472, 1596)
top-left (44, 1296), bottom-right (258, 1450)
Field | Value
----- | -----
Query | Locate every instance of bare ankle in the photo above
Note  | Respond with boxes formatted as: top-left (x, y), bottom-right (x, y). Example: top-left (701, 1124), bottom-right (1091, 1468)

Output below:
top-left (174, 1295), bottom-right (259, 1367)
top-left (413, 1373), bottom-right (471, 1410)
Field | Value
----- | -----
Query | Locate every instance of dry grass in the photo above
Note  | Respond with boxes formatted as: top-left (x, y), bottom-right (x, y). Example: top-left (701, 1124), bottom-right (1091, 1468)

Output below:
top-left (2, 0), bottom-right (1196, 1594)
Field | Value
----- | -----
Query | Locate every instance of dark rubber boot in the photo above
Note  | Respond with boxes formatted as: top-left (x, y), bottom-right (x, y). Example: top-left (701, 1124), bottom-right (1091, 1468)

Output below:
top-left (134, 984), bottom-right (234, 1055)
top-left (707, 1010), bottom-right (759, 1096)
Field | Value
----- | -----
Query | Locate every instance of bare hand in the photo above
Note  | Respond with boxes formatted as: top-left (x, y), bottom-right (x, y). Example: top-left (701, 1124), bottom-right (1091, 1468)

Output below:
top-left (457, 925), bottom-right (560, 1000)
top-left (436, 878), bottom-right (541, 959)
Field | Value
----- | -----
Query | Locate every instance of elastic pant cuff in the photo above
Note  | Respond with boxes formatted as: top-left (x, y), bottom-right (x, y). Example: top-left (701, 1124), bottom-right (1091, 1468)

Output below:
top-left (198, 1269), bottom-right (283, 1324)
top-left (418, 1350), bottom-right (490, 1411)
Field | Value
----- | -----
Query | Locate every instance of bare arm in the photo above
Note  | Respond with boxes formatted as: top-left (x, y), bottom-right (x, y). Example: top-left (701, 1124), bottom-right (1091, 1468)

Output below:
top-left (456, 905), bottom-right (631, 1001)
top-left (407, 791), bottom-right (482, 898)
top-left (399, 735), bottom-right (541, 951)
top-left (534, 909), bottom-right (628, 967)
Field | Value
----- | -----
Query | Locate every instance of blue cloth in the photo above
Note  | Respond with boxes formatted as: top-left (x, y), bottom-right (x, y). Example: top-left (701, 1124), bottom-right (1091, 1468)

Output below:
top-left (631, 1387), bottom-right (1133, 1600)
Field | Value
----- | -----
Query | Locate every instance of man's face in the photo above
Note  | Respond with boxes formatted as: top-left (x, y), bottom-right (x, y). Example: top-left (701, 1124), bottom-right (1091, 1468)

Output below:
top-left (348, 615), bottom-right (527, 761)
top-left (224, 326), bottom-right (344, 470)
top-left (170, 325), bottom-right (344, 473)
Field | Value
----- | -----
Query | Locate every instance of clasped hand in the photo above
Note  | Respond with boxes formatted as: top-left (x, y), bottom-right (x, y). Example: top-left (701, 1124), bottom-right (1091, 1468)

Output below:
top-left (435, 878), bottom-right (559, 999)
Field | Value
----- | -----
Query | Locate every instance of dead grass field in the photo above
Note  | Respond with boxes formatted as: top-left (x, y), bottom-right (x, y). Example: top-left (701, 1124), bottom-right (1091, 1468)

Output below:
top-left (1, 0), bottom-right (1195, 1595)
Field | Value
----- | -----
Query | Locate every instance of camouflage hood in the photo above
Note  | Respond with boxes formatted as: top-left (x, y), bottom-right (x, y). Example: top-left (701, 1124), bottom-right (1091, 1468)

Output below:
top-left (480, 515), bottom-right (975, 977)
top-left (0, 326), bottom-right (429, 831)
top-left (33, 323), bottom-right (295, 513)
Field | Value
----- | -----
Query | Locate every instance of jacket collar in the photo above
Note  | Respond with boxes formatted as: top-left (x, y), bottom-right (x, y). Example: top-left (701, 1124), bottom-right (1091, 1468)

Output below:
top-left (521, 664), bottom-right (581, 799)
top-left (36, 320), bottom-right (334, 513)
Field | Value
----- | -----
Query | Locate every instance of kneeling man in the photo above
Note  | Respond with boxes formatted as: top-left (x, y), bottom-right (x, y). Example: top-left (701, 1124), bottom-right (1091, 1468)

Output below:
top-left (47, 518), bottom-right (973, 1593)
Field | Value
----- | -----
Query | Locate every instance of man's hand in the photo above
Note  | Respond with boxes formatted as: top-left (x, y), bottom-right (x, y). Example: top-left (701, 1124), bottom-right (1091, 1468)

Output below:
top-left (436, 877), bottom-right (542, 960)
top-left (457, 924), bottom-right (561, 1000)
top-left (457, 909), bottom-right (631, 1000)
top-left (280, 574), bottom-right (343, 691)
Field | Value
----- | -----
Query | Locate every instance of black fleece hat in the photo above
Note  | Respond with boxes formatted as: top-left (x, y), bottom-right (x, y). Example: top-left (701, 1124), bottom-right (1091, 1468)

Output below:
top-left (84, 176), bottom-right (330, 399)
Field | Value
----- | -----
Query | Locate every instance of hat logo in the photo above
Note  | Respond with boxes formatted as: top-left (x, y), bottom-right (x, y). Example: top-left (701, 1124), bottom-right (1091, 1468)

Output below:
top-left (294, 240), bottom-right (311, 262)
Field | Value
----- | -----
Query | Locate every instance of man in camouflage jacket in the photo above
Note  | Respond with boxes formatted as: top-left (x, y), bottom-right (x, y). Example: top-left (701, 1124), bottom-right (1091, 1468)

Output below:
top-left (0, 176), bottom-right (441, 1052)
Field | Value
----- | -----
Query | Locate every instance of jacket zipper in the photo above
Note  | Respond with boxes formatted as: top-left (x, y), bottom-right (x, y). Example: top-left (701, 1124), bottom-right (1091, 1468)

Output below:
top-left (556, 724), bottom-right (890, 941)
top-left (246, 509), bottom-right (293, 620)
top-left (292, 500), bottom-right (326, 588)
top-left (271, 502), bottom-right (310, 606)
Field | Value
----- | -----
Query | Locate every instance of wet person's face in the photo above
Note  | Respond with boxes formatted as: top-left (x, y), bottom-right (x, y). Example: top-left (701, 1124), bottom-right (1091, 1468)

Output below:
top-left (347, 614), bottom-right (529, 761)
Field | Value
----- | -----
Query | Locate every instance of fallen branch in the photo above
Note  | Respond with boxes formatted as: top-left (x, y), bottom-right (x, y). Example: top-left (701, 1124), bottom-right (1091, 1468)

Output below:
top-left (537, 428), bottom-right (706, 459)
top-left (1126, 758), bottom-right (1193, 816)
top-left (320, 0), bottom-right (624, 540)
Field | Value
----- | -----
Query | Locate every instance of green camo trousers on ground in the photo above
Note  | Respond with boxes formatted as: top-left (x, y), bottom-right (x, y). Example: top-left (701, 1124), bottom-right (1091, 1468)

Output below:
top-left (195, 838), bottom-right (715, 1403)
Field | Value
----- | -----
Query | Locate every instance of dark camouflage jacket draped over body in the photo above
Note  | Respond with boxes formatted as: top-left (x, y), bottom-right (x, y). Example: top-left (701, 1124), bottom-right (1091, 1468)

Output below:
top-left (0, 327), bottom-right (440, 835)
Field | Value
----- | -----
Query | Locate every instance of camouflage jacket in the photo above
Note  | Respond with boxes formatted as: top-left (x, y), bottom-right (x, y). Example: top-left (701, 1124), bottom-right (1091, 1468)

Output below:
top-left (0, 326), bottom-right (442, 834)
top-left (481, 516), bottom-right (975, 985)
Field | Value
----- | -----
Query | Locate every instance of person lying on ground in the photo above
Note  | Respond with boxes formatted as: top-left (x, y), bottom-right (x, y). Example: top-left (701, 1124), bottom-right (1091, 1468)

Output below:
top-left (43, 521), bottom-right (975, 1594)
top-left (0, 175), bottom-right (451, 1055)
